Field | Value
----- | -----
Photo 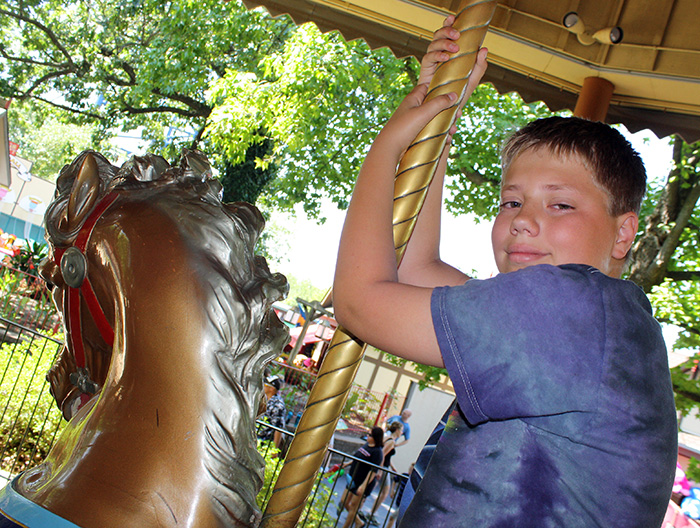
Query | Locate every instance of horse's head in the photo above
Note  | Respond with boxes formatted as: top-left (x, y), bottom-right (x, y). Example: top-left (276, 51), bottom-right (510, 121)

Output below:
top-left (40, 150), bottom-right (289, 421)
top-left (29, 149), bottom-right (289, 527)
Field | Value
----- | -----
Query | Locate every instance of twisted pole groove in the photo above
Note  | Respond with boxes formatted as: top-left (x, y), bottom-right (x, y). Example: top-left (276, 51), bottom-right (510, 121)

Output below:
top-left (260, 2), bottom-right (495, 525)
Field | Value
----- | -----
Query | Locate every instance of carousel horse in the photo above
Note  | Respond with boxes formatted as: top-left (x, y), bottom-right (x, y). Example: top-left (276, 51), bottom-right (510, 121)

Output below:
top-left (0, 150), bottom-right (289, 527)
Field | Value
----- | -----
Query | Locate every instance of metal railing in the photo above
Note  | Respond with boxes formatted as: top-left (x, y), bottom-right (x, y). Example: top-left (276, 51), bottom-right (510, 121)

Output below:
top-left (0, 317), bottom-right (64, 485)
top-left (256, 422), bottom-right (408, 528)
top-left (0, 325), bottom-right (408, 528)
top-left (0, 264), bottom-right (60, 334)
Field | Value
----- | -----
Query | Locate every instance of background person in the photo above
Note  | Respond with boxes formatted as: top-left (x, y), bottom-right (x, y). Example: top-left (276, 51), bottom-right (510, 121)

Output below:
top-left (363, 421), bottom-right (404, 525)
top-left (259, 375), bottom-right (286, 449)
top-left (385, 409), bottom-right (411, 447)
top-left (338, 426), bottom-right (384, 528)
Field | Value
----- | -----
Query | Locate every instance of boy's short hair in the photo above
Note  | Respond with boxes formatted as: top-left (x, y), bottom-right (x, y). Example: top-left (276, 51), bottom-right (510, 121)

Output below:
top-left (501, 116), bottom-right (647, 216)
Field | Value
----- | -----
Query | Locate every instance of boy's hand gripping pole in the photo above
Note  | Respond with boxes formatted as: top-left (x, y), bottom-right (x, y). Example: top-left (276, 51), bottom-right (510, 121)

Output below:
top-left (260, 2), bottom-right (496, 526)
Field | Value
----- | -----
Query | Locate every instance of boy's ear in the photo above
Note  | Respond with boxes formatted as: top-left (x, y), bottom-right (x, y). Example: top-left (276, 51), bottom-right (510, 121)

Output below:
top-left (612, 212), bottom-right (639, 260)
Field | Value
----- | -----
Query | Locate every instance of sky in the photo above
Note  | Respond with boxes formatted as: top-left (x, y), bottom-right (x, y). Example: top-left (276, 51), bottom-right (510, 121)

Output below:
top-left (270, 127), bottom-right (675, 291)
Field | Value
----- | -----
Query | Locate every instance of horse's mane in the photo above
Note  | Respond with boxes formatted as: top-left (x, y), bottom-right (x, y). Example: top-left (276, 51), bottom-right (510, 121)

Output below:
top-left (44, 150), bottom-right (289, 526)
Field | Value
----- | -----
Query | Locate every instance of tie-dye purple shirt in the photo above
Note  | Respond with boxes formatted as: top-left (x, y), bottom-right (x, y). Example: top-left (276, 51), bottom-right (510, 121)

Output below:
top-left (401, 264), bottom-right (676, 528)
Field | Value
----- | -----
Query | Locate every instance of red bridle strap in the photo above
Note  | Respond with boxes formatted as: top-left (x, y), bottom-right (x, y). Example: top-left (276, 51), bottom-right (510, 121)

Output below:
top-left (54, 192), bottom-right (119, 370)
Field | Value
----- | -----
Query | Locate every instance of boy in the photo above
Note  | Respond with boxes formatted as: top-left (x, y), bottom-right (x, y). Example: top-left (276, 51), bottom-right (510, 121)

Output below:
top-left (333, 17), bottom-right (677, 527)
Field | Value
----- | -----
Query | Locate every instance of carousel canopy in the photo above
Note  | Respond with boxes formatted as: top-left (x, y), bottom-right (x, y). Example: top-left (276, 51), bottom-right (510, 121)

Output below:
top-left (242, 0), bottom-right (700, 142)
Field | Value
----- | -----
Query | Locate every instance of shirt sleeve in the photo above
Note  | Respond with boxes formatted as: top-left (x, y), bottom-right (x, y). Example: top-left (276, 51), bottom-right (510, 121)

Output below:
top-left (431, 264), bottom-right (613, 425)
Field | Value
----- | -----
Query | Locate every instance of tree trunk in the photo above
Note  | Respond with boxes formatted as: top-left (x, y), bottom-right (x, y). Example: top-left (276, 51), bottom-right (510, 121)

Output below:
top-left (628, 137), bottom-right (700, 292)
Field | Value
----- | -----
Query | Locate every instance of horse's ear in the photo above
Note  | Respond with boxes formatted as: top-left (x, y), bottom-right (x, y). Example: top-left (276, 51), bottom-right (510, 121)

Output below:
top-left (66, 153), bottom-right (101, 232)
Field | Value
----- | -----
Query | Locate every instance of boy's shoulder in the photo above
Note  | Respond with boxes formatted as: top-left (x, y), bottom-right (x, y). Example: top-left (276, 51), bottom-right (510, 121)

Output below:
top-left (433, 263), bottom-right (655, 338)
top-left (495, 263), bottom-right (628, 285)
top-left (441, 263), bottom-right (645, 302)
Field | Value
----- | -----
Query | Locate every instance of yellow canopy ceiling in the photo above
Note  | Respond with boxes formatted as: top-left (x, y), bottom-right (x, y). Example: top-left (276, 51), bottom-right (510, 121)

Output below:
top-left (243, 0), bottom-right (700, 142)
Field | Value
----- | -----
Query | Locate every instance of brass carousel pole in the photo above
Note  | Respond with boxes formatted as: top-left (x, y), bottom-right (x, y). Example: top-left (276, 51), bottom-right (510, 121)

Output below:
top-left (260, 1), bottom-right (496, 526)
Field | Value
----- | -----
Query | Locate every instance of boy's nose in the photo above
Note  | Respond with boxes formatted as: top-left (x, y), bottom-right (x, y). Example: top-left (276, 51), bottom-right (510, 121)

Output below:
top-left (510, 206), bottom-right (539, 236)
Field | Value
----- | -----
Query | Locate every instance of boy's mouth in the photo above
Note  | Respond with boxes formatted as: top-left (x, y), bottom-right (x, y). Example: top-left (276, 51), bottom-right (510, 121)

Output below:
top-left (506, 245), bottom-right (548, 264)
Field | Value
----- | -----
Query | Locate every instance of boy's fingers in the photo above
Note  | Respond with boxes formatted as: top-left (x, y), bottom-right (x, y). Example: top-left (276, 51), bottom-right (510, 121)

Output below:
top-left (396, 82), bottom-right (430, 113)
top-left (422, 48), bottom-right (449, 64)
top-left (425, 38), bottom-right (459, 56)
top-left (420, 92), bottom-right (457, 121)
top-left (463, 48), bottom-right (489, 101)
top-left (419, 18), bottom-right (460, 85)
top-left (398, 90), bottom-right (456, 132)
top-left (471, 48), bottom-right (489, 83)
top-left (410, 82), bottom-right (430, 101)
top-left (431, 26), bottom-right (460, 44)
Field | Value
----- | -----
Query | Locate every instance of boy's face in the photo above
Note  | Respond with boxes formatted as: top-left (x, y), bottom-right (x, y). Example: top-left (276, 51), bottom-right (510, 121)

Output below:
top-left (491, 149), bottom-right (636, 278)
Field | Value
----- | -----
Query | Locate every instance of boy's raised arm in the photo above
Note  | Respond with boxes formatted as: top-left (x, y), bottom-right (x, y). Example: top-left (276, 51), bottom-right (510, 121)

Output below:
top-left (333, 24), bottom-right (487, 366)
top-left (333, 84), bottom-right (452, 366)
top-left (399, 21), bottom-right (488, 288)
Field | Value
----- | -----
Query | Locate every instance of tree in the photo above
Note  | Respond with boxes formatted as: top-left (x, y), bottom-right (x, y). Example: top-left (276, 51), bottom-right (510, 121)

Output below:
top-left (1, 0), bottom-right (293, 198)
top-left (629, 137), bottom-right (700, 414)
top-left (1, 0), bottom-right (551, 215)
top-left (629, 139), bottom-right (700, 293)
top-left (220, 138), bottom-right (277, 205)
top-left (205, 22), bottom-right (419, 215)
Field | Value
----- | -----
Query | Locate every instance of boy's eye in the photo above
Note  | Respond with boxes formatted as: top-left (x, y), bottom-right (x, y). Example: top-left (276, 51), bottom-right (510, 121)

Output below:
top-left (499, 200), bottom-right (521, 210)
top-left (551, 203), bottom-right (574, 211)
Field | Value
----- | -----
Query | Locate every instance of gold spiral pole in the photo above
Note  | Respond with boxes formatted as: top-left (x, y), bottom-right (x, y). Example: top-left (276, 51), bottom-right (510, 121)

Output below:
top-left (260, 2), bottom-right (496, 526)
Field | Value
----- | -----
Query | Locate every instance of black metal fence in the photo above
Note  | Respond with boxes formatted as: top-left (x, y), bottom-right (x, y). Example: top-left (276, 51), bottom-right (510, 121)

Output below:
top-left (257, 423), bottom-right (408, 528)
top-left (0, 317), bottom-right (64, 485)
top-left (0, 264), bottom-right (61, 334)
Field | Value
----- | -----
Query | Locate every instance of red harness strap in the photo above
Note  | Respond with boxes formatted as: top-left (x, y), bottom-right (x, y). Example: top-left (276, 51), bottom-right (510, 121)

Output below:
top-left (53, 192), bottom-right (118, 391)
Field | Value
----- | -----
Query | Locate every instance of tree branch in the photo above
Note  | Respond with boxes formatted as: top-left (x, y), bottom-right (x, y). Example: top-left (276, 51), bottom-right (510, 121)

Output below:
top-left (665, 270), bottom-right (700, 282)
top-left (629, 139), bottom-right (700, 292)
top-left (120, 103), bottom-right (202, 119)
top-left (29, 94), bottom-right (104, 120)
top-left (19, 68), bottom-right (75, 100)
top-left (104, 60), bottom-right (137, 87)
top-left (673, 387), bottom-right (700, 405)
top-left (0, 45), bottom-right (66, 69)
top-left (151, 88), bottom-right (211, 117)
top-left (459, 167), bottom-right (490, 185)
top-left (190, 123), bottom-right (208, 151)
top-left (0, 8), bottom-right (75, 68)
top-left (656, 316), bottom-right (700, 337)
top-left (658, 179), bottom-right (700, 271)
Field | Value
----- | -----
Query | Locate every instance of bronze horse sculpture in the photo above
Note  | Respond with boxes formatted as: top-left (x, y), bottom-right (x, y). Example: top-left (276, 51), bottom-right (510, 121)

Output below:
top-left (0, 150), bottom-right (289, 527)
